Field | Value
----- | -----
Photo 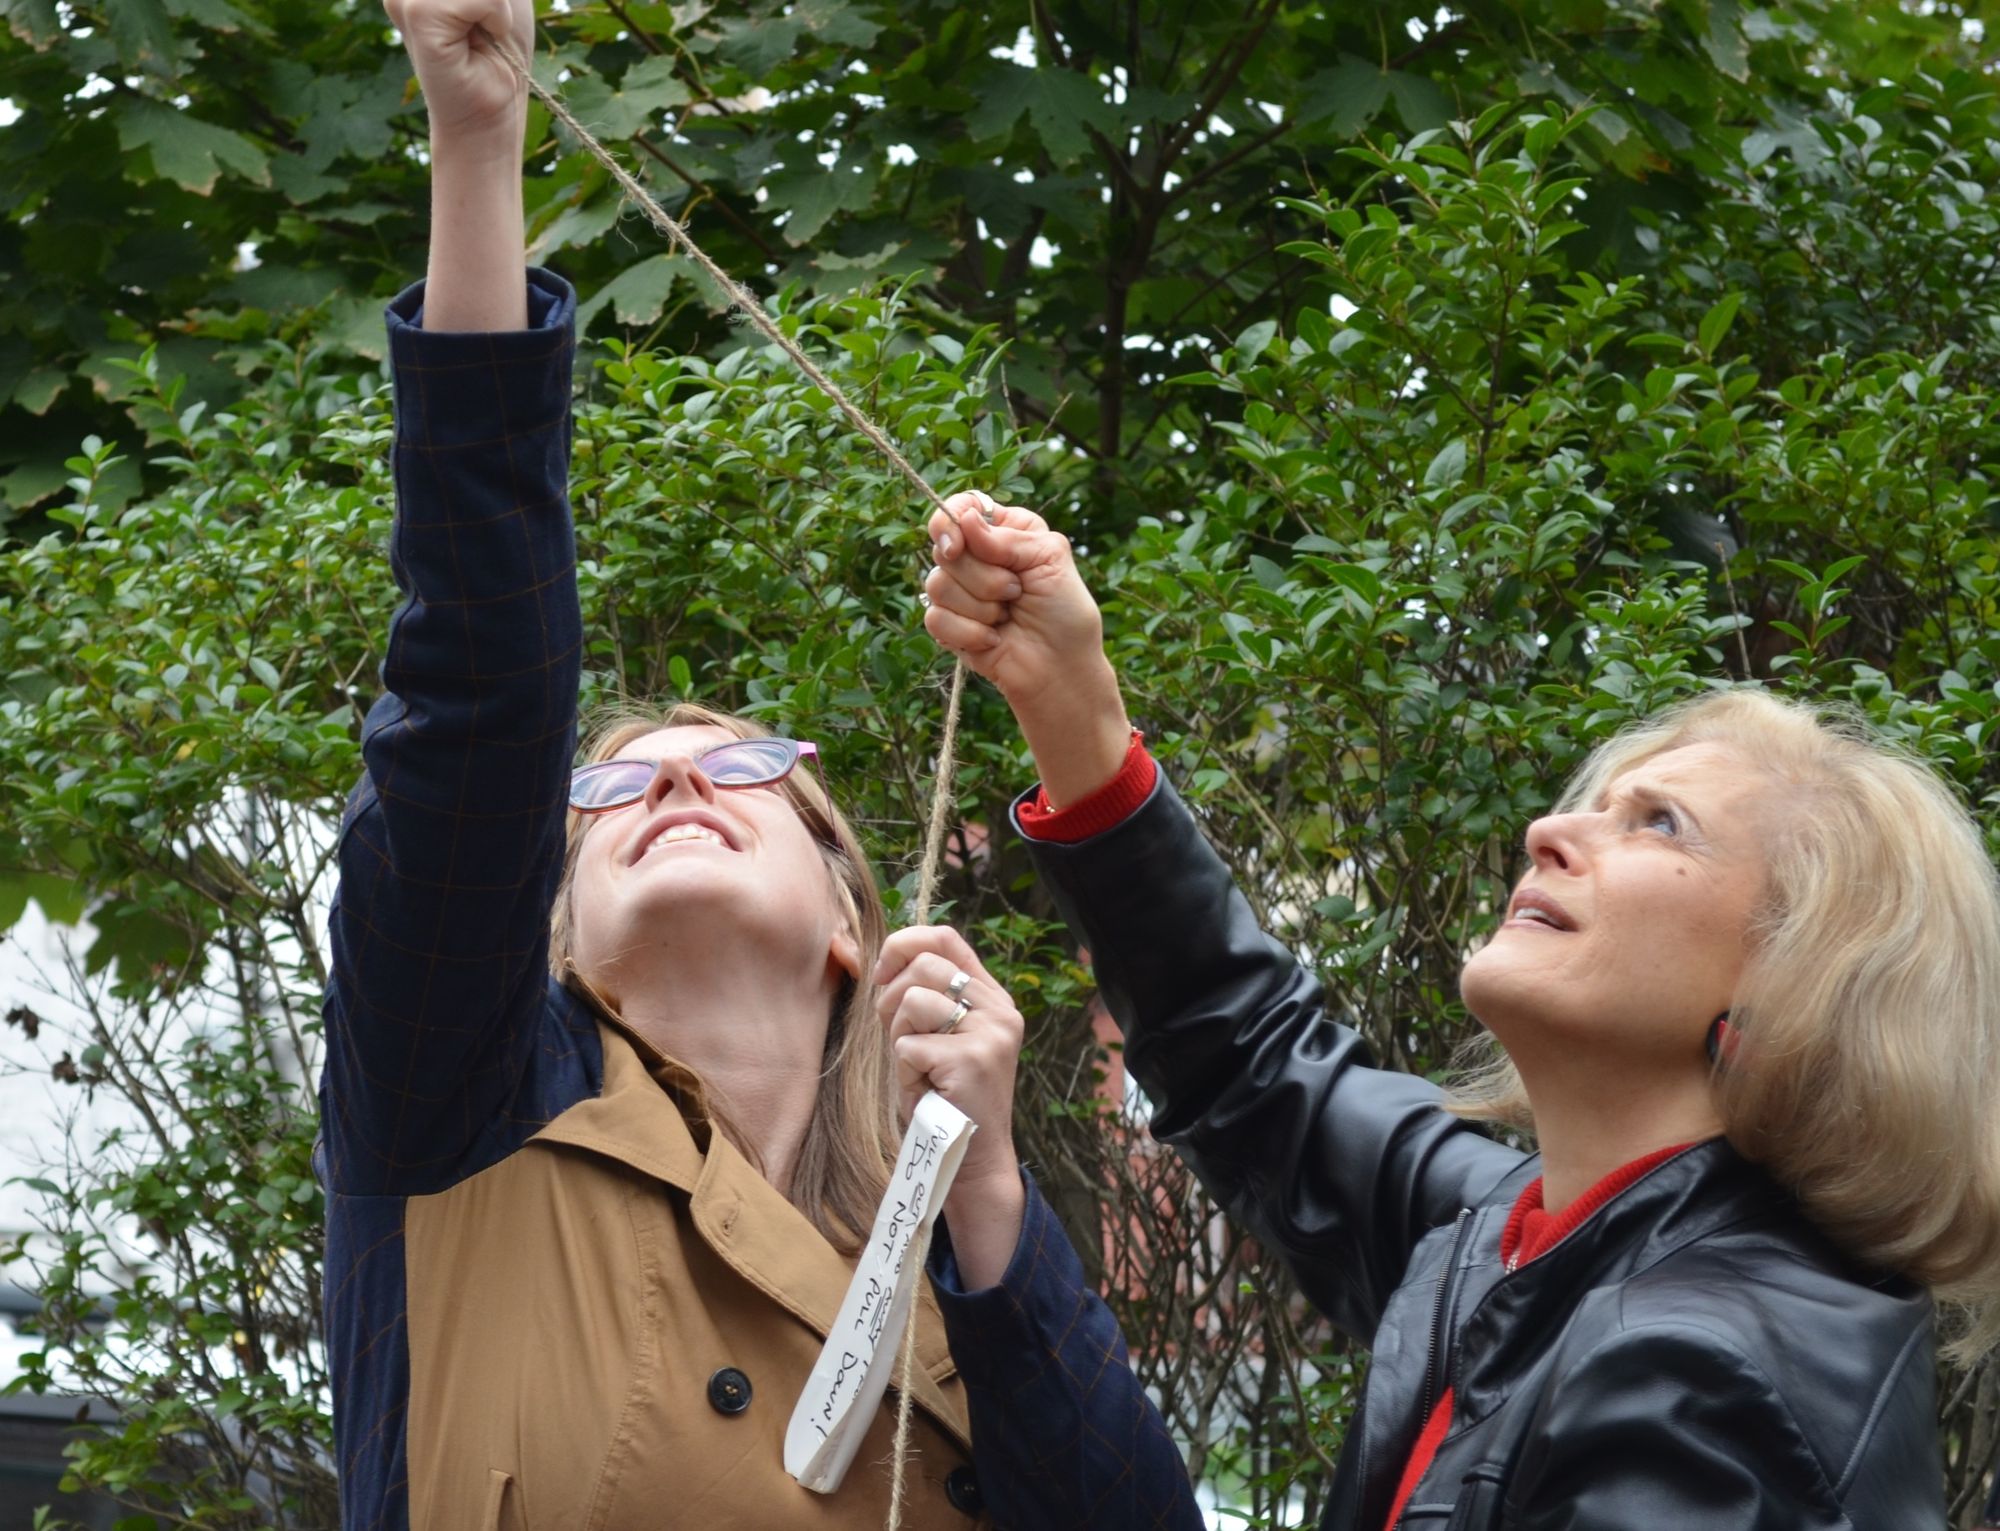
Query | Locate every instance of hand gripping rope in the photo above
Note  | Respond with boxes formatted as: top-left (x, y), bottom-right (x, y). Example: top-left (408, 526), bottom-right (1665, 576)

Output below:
top-left (477, 26), bottom-right (973, 1529)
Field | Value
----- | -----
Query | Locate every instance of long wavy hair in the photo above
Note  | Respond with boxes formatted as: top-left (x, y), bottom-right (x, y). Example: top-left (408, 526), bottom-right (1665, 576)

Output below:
top-left (1448, 688), bottom-right (2000, 1360)
top-left (547, 702), bottom-right (896, 1252)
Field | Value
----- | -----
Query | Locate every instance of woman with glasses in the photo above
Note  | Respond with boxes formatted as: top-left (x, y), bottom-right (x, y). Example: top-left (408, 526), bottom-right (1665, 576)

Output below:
top-left (915, 492), bottom-right (2000, 1528)
top-left (320, 4), bottom-right (1197, 1529)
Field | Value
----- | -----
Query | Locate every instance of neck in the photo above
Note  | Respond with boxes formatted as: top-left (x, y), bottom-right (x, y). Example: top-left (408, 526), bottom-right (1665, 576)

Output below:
top-left (607, 941), bottom-right (837, 1197)
top-left (1514, 1054), bottom-right (1722, 1214)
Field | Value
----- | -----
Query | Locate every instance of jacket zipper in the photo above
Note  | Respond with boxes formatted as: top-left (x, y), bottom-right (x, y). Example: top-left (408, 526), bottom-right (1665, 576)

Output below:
top-left (1419, 1208), bottom-right (1475, 1423)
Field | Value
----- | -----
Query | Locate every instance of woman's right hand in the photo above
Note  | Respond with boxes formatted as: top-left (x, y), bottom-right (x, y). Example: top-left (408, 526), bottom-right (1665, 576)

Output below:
top-left (388, 0), bottom-right (533, 331)
top-left (385, 0), bottom-right (534, 148)
top-left (922, 490), bottom-right (1134, 808)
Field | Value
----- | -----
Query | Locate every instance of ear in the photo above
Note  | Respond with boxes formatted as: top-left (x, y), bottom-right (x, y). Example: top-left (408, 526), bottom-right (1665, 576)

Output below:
top-left (827, 926), bottom-right (863, 987)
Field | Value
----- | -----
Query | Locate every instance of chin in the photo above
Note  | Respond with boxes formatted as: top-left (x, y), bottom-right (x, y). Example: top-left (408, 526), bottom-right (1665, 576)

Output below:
top-left (1458, 943), bottom-right (1550, 1037)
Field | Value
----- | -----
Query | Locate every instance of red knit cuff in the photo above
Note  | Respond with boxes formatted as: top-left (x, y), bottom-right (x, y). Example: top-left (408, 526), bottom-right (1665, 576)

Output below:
top-left (1016, 731), bottom-right (1157, 844)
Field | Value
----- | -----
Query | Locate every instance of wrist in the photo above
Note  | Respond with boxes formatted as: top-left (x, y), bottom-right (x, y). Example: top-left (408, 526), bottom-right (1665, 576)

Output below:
top-left (945, 1146), bottom-right (1020, 1207)
top-left (944, 1153), bottom-right (1025, 1227)
top-left (1011, 660), bottom-right (1131, 810)
top-left (428, 115), bottom-right (528, 174)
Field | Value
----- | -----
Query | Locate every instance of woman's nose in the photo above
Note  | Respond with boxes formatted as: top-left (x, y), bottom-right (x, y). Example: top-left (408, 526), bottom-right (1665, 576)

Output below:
top-left (640, 754), bottom-right (719, 811)
top-left (1524, 812), bottom-right (1581, 872)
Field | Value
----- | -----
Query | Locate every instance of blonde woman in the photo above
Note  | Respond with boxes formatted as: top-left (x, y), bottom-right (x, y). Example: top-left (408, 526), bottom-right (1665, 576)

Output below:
top-left (319, 5), bottom-right (1200, 1528)
top-left (919, 490), bottom-right (2000, 1529)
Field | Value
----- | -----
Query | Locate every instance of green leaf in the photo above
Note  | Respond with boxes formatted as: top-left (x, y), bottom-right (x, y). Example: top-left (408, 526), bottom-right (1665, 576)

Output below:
top-left (318, 295), bottom-right (390, 362)
top-left (709, 14), bottom-right (804, 74)
top-left (108, 0), bottom-right (179, 74)
top-left (1703, 0), bottom-right (1751, 82)
top-left (162, 0), bottom-right (260, 29)
top-left (115, 98), bottom-right (271, 195)
top-left (7, 367), bottom-right (67, 416)
top-left (1423, 438), bottom-right (1469, 490)
top-left (0, 457), bottom-right (70, 513)
top-left (560, 55), bottom-right (692, 141)
top-left (966, 63), bottom-right (1115, 162)
top-left (1234, 319), bottom-right (1277, 360)
top-left (768, 163), bottom-right (879, 247)
top-left (1697, 292), bottom-right (1745, 356)
top-left (577, 255), bottom-right (696, 328)
top-left (0, 0), bottom-right (62, 49)
top-left (965, 66), bottom-right (1038, 142)
top-left (1386, 72), bottom-right (1453, 135)
top-left (1296, 56), bottom-right (1390, 137)
top-left (0, 872), bottom-right (75, 929)
top-left (793, 0), bottom-right (880, 47)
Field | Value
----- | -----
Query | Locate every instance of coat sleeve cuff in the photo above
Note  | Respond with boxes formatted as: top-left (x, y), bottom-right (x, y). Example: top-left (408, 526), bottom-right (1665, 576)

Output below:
top-left (383, 269), bottom-right (577, 453)
top-left (1013, 731), bottom-right (1158, 844)
top-left (928, 1168), bottom-right (1098, 1388)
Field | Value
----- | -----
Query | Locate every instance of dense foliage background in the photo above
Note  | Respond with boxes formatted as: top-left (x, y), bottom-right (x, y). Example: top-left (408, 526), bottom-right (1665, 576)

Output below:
top-left (5, 0), bottom-right (2000, 1524)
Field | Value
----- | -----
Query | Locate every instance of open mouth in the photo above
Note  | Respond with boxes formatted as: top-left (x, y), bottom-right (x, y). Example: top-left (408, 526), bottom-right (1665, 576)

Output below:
top-left (1510, 907), bottom-right (1566, 930)
top-left (1507, 890), bottom-right (1576, 931)
top-left (630, 816), bottom-right (738, 862)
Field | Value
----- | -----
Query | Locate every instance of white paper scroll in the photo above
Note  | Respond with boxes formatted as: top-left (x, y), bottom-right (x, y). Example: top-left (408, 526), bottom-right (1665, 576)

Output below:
top-left (785, 1089), bottom-right (976, 1493)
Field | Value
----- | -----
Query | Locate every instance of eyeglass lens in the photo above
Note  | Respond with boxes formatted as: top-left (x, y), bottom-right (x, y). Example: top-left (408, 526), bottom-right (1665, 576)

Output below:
top-left (569, 738), bottom-right (803, 810)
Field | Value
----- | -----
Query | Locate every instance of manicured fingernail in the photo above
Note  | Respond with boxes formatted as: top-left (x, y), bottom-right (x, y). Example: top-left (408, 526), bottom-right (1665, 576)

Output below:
top-left (1003, 580), bottom-right (1022, 599)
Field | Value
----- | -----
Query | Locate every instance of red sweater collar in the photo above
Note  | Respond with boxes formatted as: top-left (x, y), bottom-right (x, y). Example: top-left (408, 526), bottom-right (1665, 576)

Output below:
top-left (1498, 1142), bottom-right (1696, 1274)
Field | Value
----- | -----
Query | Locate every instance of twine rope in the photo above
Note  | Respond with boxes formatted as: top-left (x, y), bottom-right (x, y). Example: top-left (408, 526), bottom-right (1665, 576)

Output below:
top-left (475, 27), bottom-right (967, 1530)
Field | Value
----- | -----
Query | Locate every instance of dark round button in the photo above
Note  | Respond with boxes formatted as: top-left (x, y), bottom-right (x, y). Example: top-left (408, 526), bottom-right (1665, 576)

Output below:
top-left (945, 1464), bottom-right (982, 1516)
top-left (706, 1366), bottom-right (752, 1416)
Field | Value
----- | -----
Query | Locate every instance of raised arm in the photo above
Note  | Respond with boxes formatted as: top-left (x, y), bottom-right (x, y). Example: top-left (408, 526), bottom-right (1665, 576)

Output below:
top-left (920, 494), bottom-right (1525, 1337)
top-left (321, 0), bottom-right (579, 1199)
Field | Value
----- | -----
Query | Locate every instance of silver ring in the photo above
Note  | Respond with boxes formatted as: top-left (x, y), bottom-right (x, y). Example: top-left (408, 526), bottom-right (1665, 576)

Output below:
top-left (945, 969), bottom-right (972, 1001)
top-left (939, 997), bottom-right (971, 1035)
top-left (918, 591), bottom-right (932, 609)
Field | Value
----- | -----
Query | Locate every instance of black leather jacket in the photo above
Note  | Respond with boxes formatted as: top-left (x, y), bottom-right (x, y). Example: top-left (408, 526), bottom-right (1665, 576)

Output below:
top-left (1022, 775), bottom-right (1943, 1529)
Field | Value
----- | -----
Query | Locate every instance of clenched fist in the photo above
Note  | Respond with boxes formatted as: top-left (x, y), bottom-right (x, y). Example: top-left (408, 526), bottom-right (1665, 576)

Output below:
top-left (385, 0), bottom-right (534, 148)
top-left (922, 490), bottom-right (1133, 809)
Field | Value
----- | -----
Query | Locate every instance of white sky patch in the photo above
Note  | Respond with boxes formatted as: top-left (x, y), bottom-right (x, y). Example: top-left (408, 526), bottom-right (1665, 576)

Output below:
top-left (74, 75), bottom-right (113, 100)
top-left (991, 25), bottom-right (1036, 66)
top-left (1029, 236), bottom-right (1056, 268)
top-left (887, 143), bottom-right (916, 166)
top-left (1330, 294), bottom-right (1358, 320)
top-left (0, 100), bottom-right (17, 127)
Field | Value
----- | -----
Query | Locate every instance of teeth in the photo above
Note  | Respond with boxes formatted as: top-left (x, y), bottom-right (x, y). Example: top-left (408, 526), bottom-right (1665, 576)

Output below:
top-left (646, 823), bottom-right (727, 854)
top-left (1517, 907), bottom-right (1560, 928)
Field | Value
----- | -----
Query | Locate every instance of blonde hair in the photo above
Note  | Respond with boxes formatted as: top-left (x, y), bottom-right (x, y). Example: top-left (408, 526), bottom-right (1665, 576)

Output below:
top-left (1448, 688), bottom-right (2000, 1359)
top-left (549, 702), bottom-right (896, 1252)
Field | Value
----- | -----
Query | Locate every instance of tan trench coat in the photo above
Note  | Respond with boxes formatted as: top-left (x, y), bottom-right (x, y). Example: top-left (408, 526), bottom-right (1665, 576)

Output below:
top-left (400, 1019), bottom-right (988, 1530)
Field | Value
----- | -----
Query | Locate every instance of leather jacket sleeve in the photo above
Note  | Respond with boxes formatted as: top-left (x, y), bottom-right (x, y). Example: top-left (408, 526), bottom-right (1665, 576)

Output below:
top-left (1016, 774), bottom-right (1524, 1341)
top-left (1507, 1323), bottom-right (1849, 1529)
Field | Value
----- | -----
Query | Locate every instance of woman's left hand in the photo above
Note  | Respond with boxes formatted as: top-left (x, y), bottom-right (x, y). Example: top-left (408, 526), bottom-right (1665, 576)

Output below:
top-left (874, 925), bottom-right (1027, 1287)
